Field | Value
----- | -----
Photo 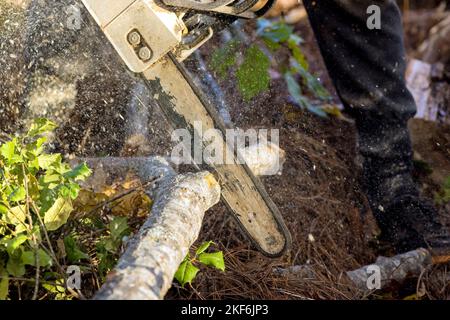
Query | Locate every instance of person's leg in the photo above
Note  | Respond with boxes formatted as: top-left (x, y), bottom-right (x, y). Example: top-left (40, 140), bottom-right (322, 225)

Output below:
top-left (302, 0), bottom-right (450, 253)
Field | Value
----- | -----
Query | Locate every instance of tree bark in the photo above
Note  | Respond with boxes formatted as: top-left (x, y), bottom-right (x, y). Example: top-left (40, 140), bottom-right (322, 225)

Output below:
top-left (346, 249), bottom-right (432, 291)
top-left (274, 249), bottom-right (433, 292)
top-left (75, 140), bottom-right (284, 299)
top-left (91, 164), bottom-right (221, 300)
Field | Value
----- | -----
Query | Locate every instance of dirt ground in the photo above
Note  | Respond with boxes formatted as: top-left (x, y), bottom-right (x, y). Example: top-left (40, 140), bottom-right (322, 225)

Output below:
top-left (167, 8), bottom-right (450, 300)
top-left (1, 1), bottom-right (449, 300)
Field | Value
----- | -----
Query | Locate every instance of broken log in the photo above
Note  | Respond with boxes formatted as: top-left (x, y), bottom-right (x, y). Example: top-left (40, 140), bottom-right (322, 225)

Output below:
top-left (73, 156), bottom-right (218, 299)
top-left (75, 138), bottom-right (284, 299)
top-left (346, 249), bottom-right (432, 291)
top-left (274, 249), bottom-right (433, 292)
top-left (94, 169), bottom-right (221, 300)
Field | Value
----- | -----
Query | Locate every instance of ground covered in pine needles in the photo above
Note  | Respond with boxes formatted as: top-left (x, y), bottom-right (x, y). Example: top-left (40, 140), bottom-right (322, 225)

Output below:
top-left (1, 0), bottom-right (449, 300)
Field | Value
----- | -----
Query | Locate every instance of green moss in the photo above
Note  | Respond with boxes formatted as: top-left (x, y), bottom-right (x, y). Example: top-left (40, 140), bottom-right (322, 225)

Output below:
top-left (236, 45), bottom-right (271, 101)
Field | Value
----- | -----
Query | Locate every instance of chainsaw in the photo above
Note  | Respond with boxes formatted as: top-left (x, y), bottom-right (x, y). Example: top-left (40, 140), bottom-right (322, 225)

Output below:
top-left (81, 0), bottom-right (291, 257)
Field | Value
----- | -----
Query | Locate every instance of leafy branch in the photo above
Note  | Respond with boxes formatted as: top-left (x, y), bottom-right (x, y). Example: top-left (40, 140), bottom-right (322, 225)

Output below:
top-left (209, 19), bottom-right (332, 116)
top-left (174, 241), bottom-right (225, 287)
top-left (257, 18), bottom-right (331, 116)
top-left (0, 118), bottom-right (91, 300)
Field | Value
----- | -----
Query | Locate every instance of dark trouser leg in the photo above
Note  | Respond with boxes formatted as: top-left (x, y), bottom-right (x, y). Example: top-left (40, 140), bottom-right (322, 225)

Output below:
top-left (302, 0), bottom-right (417, 201)
top-left (302, 0), bottom-right (450, 253)
top-left (302, 0), bottom-right (416, 122)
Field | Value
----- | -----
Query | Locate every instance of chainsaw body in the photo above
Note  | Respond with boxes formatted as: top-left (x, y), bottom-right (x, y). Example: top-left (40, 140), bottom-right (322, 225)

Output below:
top-left (82, 0), bottom-right (274, 72)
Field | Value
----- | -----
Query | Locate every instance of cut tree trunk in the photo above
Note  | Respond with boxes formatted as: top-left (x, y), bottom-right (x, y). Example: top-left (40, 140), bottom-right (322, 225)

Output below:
top-left (74, 139), bottom-right (284, 299)
top-left (94, 170), bottom-right (220, 300)
top-left (74, 156), bottom-right (219, 300)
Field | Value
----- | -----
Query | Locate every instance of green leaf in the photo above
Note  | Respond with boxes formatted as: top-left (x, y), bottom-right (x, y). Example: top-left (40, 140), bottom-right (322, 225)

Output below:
top-left (43, 197), bottom-right (73, 231)
top-left (257, 19), bottom-right (292, 44)
top-left (27, 175), bottom-right (40, 201)
top-left (21, 249), bottom-right (53, 268)
top-left (58, 182), bottom-right (81, 200)
top-left (43, 279), bottom-right (66, 295)
top-left (15, 223), bottom-right (28, 235)
top-left (288, 39), bottom-right (309, 70)
top-left (54, 162), bottom-right (71, 175)
top-left (37, 153), bottom-right (61, 170)
top-left (108, 216), bottom-right (129, 240)
top-left (64, 236), bottom-right (89, 263)
top-left (2, 234), bottom-right (28, 255)
top-left (174, 260), bottom-right (199, 287)
top-left (262, 38), bottom-right (281, 51)
top-left (96, 248), bottom-right (117, 279)
top-left (0, 276), bottom-right (8, 300)
top-left (39, 187), bottom-right (57, 213)
top-left (236, 45), bottom-right (271, 101)
top-left (284, 72), bottom-right (327, 117)
top-left (26, 136), bottom-right (47, 160)
top-left (35, 136), bottom-right (47, 149)
top-left (67, 183), bottom-right (80, 200)
top-left (58, 185), bottom-right (71, 198)
top-left (9, 186), bottom-right (26, 202)
top-left (285, 72), bottom-right (305, 105)
top-left (27, 118), bottom-right (57, 137)
top-left (64, 163), bottom-right (91, 181)
top-left (195, 241), bottom-right (213, 256)
top-left (291, 60), bottom-right (330, 100)
top-left (0, 203), bottom-right (8, 215)
top-left (103, 238), bottom-right (119, 253)
top-left (6, 256), bottom-right (25, 277)
top-left (0, 139), bottom-right (16, 163)
top-left (0, 265), bottom-right (9, 300)
top-left (3, 205), bottom-right (27, 226)
top-left (198, 251), bottom-right (225, 271)
top-left (42, 173), bottom-right (61, 184)
top-left (20, 251), bottom-right (34, 265)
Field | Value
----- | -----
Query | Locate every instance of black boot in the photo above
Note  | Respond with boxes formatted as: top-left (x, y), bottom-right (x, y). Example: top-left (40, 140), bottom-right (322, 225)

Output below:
top-left (382, 195), bottom-right (450, 255)
top-left (357, 117), bottom-right (450, 255)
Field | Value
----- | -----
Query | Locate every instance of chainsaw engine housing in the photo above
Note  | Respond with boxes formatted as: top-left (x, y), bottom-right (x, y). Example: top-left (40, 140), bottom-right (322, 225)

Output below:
top-left (82, 0), bottom-right (275, 72)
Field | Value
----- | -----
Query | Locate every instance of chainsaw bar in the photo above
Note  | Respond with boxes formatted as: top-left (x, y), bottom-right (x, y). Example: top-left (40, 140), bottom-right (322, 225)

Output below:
top-left (143, 54), bottom-right (291, 257)
top-left (81, 0), bottom-right (291, 257)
